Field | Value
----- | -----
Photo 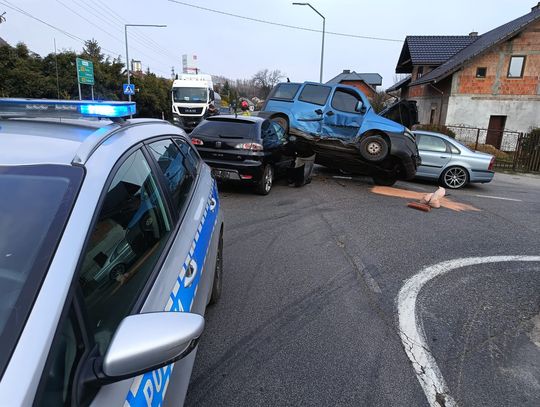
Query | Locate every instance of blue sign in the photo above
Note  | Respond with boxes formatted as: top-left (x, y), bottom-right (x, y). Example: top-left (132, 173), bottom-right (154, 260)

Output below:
top-left (123, 84), bottom-right (135, 95)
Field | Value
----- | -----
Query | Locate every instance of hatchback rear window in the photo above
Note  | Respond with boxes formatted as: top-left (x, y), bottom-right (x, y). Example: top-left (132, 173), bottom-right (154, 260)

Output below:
top-left (268, 83), bottom-right (301, 100)
top-left (0, 165), bottom-right (83, 378)
top-left (192, 119), bottom-right (256, 139)
top-left (298, 84), bottom-right (332, 106)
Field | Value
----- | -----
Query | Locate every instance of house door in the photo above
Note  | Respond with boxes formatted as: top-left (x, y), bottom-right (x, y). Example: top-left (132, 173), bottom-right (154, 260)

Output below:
top-left (486, 115), bottom-right (506, 149)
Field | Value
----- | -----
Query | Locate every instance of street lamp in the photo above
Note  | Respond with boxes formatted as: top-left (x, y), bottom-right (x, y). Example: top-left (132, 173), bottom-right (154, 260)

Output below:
top-left (292, 2), bottom-right (325, 83)
top-left (124, 24), bottom-right (166, 102)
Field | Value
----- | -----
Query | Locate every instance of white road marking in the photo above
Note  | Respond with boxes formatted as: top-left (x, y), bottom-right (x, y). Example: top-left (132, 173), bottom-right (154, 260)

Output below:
top-left (397, 255), bottom-right (540, 407)
top-left (474, 194), bottom-right (522, 202)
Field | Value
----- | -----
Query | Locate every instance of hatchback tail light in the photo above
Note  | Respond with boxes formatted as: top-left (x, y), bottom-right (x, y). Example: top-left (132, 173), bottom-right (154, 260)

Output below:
top-left (488, 157), bottom-right (495, 171)
top-left (191, 137), bottom-right (204, 146)
top-left (234, 142), bottom-right (263, 151)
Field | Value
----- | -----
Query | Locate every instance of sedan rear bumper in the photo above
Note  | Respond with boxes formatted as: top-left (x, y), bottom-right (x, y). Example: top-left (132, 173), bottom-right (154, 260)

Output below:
top-left (470, 169), bottom-right (495, 183)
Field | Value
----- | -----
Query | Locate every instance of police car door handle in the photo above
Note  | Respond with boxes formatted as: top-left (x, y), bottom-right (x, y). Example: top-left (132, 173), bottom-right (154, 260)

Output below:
top-left (184, 259), bottom-right (198, 287)
top-left (209, 197), bottom-right (217, 211)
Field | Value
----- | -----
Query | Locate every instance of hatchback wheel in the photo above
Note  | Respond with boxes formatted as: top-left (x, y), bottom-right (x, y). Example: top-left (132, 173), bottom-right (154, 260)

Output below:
top-left (255, 165), bottom-right (273, 195)
top-left (441, 166), bottom-right (469, 189)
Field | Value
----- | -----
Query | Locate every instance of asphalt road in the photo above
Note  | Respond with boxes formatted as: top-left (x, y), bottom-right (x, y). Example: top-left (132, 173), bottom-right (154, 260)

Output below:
top-left (186, 169), bottom-right (540, 407)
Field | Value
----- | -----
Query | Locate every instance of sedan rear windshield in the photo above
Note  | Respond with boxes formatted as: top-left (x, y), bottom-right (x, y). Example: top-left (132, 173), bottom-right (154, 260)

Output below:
top-left (193, 120), bottom-right (256, 139)
top-left (0, 165), bottom-right (83, 378)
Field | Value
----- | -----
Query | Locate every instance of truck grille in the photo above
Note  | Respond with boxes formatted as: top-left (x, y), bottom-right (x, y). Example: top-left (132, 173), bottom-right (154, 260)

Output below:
top-left (177, 106), bottom-right (203, 115)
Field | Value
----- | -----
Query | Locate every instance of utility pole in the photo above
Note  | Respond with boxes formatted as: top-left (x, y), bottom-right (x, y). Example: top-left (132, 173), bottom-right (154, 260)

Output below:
top-left (124, 24), bottom-right (166, 103)
top-left (292, 3), bottom-right (325, 83)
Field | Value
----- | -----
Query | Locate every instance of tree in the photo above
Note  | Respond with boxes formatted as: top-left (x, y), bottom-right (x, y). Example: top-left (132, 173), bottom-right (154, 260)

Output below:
top-left (370, 90), bottom-right (391, 113)
top-left (252, 69), bottom-right (285, 98)
top-left (82, 39), bottom-right (103, 63)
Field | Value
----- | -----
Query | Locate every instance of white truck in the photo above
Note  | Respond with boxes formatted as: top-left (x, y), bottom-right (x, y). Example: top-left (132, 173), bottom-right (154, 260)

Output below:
top-left (171, 73), bottom-right (221, 131)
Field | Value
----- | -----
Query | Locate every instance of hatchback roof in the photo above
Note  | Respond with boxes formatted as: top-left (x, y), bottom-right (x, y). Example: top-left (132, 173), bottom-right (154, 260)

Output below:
top-left (206, 115), bottom-right (264, 123)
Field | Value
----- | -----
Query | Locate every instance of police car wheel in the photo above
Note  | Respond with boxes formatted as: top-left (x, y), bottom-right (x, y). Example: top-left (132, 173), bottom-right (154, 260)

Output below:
top-left (209, 231), bottom-right (223, 305)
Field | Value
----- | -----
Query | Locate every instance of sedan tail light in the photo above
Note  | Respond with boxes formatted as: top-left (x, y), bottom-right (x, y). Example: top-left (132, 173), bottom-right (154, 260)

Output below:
top-left (234, 142), bottom-right (263, 151)
top-left (488, 157), bottom-right (495, 171)
top-left (191, 137), bottom-right (204, 146)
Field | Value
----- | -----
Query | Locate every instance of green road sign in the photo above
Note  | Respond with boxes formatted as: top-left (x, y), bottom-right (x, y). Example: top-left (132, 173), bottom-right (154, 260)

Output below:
top-left (76, 57), bottom-right (94, 85)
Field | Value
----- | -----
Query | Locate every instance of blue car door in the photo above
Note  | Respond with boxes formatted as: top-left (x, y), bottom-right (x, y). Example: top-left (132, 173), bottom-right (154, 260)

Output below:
top-left (322, 87), bottom-right (366, 141)
top-left (292, 84), bottom-right (333, 137)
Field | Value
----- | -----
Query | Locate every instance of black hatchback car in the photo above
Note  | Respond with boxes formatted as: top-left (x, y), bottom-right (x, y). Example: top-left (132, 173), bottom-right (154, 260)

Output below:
top-left (189, 115), bottom-right (294, 194)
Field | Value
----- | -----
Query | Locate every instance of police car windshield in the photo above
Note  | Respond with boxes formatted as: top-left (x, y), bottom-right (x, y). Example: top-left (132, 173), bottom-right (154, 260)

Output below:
top-left (0, 164), bottom-right (83, 377)
top-left (173, 87), bottom-right (208, 103)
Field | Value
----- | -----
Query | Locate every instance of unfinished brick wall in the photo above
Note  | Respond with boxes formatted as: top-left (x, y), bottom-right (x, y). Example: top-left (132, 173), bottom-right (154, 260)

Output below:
top-left (457, 19), bottom-right (540, 95)
top-left (340, 80), bottom-right (376, 99)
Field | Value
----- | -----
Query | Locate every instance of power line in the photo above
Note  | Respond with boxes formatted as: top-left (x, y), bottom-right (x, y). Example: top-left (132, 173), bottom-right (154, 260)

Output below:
top-left (0, 0), bottom-right (121, 55)
top-left (0, 0), bottom-right (170, 77)
top-left (167, 0), bottom-right (402, 43)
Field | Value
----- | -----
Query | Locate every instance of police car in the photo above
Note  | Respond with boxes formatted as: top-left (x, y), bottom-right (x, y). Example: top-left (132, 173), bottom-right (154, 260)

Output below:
top-left (0, 99), bottom-right (224, 406)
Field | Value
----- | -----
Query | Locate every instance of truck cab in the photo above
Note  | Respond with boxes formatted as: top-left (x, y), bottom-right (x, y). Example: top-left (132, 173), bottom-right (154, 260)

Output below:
top-left (260, 82), bottom-right (420, 185)
top-left (172, 74), bottom-right (221, 132)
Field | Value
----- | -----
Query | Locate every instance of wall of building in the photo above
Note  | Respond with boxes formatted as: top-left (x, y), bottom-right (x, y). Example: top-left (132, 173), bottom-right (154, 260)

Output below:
top-left (406, 76), bottom-right (452, 125)
top-left (443, 19), bottom-right (540, 132)
top-left (455, 20), bottom-right (540, 96)
top-left (445, 95), bottom-right (540, 132)
top-left (340, 80), bottom-right (376, 99)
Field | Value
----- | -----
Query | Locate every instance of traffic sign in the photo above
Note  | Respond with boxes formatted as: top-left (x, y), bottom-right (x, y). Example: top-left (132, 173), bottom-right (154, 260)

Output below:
top-left (123, 84), bottom-right (136, 95)
top-left (76, 58), bottom-right (94, 85)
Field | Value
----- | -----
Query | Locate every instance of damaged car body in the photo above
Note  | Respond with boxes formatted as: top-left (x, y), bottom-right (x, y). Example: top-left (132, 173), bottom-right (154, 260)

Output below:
top-left (260, 82), bottom-right (420, 185)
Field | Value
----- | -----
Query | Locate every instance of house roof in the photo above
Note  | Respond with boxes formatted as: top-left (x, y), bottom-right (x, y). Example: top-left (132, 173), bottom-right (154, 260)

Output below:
top-left (386, 75), bottom-right (411, 93)
top-left (396, 36), bottom-right (478, 72)
top-left (326, 71), bottom-right (383, 87)
top-left (413, 5), bottom-right (540, 85)
top-left (0, 37), bottom-right (9, 47)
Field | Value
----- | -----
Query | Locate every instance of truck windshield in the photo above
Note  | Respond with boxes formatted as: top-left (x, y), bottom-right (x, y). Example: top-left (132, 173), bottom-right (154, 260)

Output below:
top-left (173, 87), bottom-right (208, 103)
top-left (0, 164), bottom-right (83, 378)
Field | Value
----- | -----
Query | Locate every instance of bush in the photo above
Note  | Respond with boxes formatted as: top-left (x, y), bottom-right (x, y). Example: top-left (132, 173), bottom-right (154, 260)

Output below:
top-left (466, 143), bottom-right (510, 160)
top-left (413, 124), bottom-right (456, 138)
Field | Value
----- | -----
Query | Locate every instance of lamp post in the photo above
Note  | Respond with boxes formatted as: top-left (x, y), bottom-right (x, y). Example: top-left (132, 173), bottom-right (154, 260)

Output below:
top-left (292, 2), bottom-right (325, 83)
top-left (124, 24), bottom-right (166, 102)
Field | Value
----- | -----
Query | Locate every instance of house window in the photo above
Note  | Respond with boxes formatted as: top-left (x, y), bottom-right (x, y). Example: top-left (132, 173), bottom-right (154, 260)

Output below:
top-left (416, 66), bottom-right (424, 79)
top-left (508, 56), bottom-right (526, 78)
top-left (476, 67), bottom-right (487, 78)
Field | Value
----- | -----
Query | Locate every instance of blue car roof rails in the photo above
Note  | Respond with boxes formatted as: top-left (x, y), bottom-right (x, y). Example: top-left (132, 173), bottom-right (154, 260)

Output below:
top-left (0, 98), bottom-right (136, 122)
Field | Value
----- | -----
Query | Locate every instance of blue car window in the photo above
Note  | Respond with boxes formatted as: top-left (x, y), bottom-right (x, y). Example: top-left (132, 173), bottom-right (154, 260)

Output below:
top-left (79, 149), bottom-right (171, 355)
top-left (298, 84), bottom-right (332, 106)
top-left (269, 83), bottom-right (301, 100)
top-left (331, 89), bottom-right (362, 113)
top-left (262, 120), bottom-right (279, 147)
top-left (417, 135), bottom-right (448, 153)
top-left (148, 139), bottom-right (195, 213)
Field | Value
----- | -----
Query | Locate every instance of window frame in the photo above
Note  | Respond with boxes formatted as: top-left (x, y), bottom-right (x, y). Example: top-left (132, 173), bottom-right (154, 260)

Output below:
top-left (416, 134), bottom-right (450, 153)
top-left (507, 55), bottom-right (526, 78)
top-left (298, 84), bottom-right (332, 106)
top-left (330, 87), bottom-right (364, 114)
top-left (475, 67), bottom-right (487, 78)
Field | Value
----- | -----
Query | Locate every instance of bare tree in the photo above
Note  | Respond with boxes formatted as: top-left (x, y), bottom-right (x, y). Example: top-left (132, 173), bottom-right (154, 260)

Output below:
top-left (252, 69), bottom-right (285, 98)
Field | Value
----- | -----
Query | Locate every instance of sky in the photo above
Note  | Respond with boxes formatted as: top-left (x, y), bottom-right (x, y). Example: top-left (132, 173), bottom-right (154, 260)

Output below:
top-left (0, 0), bottom-right (537, 88)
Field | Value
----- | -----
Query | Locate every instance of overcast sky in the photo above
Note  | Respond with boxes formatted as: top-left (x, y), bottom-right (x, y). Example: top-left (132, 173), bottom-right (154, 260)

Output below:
top-left (1, 0), bottom-right (537, 88)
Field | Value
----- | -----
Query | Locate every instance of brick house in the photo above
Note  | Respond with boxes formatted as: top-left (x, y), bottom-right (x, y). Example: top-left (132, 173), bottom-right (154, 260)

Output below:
top-left (388, 3), bottom-right (540, 138)
top-left (326, 70), bottom-right (382, 99)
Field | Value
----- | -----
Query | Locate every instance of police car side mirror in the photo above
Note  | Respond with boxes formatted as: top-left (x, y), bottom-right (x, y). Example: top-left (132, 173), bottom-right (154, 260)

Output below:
top-left (91, 312), bottom-right (204, 384)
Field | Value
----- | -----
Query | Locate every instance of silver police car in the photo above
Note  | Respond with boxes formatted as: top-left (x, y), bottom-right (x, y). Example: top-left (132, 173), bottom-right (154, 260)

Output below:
top-left (0, 99), bottom-right (224, 406)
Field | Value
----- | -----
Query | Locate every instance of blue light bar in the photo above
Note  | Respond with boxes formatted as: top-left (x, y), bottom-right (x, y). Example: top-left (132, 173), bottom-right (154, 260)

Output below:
top-left (0, 98), bottom-right (136, 119)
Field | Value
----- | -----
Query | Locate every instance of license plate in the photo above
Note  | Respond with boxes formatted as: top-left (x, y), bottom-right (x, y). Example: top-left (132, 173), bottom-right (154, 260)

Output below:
top-left (213, 169), bottom-right (230, 179)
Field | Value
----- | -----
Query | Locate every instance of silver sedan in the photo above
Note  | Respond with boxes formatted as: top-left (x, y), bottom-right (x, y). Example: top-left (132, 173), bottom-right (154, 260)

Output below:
top-left (414, 130), bottom-right (495, 189)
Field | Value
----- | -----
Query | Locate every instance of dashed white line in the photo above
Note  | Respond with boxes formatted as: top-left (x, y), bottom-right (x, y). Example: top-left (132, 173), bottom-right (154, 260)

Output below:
top-left (474, 194), bottom-right (522, 202)
top-left (397, 255), bottom-right (540, 407)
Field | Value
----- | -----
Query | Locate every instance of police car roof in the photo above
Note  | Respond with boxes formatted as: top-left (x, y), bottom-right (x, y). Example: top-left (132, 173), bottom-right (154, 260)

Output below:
top-left (0, 117), bottom-right (164, 166)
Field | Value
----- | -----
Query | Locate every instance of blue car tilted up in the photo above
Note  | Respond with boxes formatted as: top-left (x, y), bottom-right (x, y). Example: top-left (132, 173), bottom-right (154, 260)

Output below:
top-left (260, 82), bottom-right (420, 185)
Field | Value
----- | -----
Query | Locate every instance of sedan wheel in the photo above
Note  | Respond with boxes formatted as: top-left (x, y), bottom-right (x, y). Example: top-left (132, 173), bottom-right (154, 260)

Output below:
top-left (441, 166), bottom-right (468, 189)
